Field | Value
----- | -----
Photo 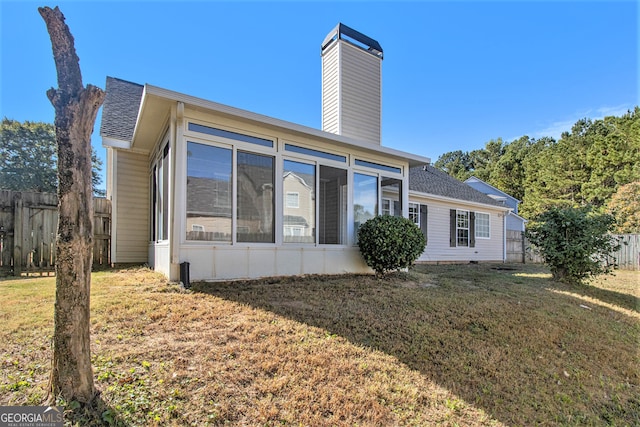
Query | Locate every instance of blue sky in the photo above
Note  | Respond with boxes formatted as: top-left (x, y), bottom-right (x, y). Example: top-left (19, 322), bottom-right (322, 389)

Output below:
top-left (1, 1), bottom-right (637, 189)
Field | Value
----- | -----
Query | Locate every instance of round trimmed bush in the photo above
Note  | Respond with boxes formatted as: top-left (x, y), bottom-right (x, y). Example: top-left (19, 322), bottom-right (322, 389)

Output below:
top-left (357, 215), bottom-right (426, 276)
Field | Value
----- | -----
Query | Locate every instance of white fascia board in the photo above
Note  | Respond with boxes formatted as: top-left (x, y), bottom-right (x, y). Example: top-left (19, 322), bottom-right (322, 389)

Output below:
top-left (143, 84), bottom-right (431, 168)
top-left (130, 85), bottom-right (151, 145)
top-left (102, 136), bottom-right (131, 149)
top-left (409, 190), bottom-right (512, 213)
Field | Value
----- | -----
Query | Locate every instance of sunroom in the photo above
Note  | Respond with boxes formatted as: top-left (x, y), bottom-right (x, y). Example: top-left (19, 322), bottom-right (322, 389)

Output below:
top-left (102, 78), bottom-right (431, 281)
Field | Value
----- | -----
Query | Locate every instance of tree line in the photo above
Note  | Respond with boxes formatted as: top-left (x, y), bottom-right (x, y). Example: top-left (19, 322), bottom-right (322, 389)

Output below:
top-left (434, 107), bottom-right (640, 233)
top-left (0, 118), bottom-right (104, 196)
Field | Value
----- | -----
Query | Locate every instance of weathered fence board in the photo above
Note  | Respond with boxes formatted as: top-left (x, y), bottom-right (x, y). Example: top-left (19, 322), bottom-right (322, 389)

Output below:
top-left (506, 230), bottom-right (525, 263)
top-left (522, 231), bottom-right (639, 271)
top-left (0, 190), bottom-right (111, 276)
top-left (612, 234), bottom-right (639, 271)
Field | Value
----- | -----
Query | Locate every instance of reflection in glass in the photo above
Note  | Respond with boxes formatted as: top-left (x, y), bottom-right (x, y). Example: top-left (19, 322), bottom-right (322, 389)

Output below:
top-left (319, 166), bottom-right (347, 244)
top-left (188, 122), bottom-right (273, 148)
top-left (237, 151), bottom-right (275, 243)
top-left (283, 160), bottom-right (316, 243)
top-left (186, 142), bottom-right (232, 241)
top-left (354, 173), bottom-right (377, 242)
top-left (381, 176), bottom-right (402, 217)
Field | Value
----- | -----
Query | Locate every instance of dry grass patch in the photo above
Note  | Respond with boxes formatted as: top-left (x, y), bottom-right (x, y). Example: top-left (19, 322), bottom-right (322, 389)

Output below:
top-left (196, 264), bottom-right (639, 426)
top-left (1, 264), bottom-right (638, 426)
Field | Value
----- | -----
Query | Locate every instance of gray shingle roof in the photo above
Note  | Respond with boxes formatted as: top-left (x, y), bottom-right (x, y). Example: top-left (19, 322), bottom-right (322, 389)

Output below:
top-left (100, 77), bottom-right (144, 142)
top-left (409, 165), bottom-right (505, 207)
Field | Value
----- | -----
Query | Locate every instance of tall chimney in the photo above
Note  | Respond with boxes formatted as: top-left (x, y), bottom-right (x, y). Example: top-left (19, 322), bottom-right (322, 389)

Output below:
top-left (321, 23), bottom-right (383, 145)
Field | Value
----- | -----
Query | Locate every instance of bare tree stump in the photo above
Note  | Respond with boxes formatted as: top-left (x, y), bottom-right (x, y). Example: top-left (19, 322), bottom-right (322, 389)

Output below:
top-left (39, 6), bottom-right (105, 404)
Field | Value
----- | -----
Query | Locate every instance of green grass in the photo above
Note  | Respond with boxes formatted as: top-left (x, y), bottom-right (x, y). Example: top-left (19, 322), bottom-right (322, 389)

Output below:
top-left (1, 264), bottom-right (638, 426)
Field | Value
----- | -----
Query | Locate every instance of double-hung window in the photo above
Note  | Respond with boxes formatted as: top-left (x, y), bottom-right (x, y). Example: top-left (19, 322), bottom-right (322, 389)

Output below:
top-left (475, 212), bottom-right (490, 239)
top-left (456, 210), bottom-right (470, 247)
top-left (450, 209), bottom-right (476, 247)
top-left (408, 202), bottom-right (420, 227)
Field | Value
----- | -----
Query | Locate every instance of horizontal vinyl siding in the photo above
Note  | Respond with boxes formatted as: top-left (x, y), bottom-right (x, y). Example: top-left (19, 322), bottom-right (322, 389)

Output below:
top-left (340, 42), bottom-right (381, 144)
top-left (412, 197), bottom-right (504, 263)
top-left (115, 150), bottom-right (149, 263)
top-left (322, 42), bottom-right (340, 135)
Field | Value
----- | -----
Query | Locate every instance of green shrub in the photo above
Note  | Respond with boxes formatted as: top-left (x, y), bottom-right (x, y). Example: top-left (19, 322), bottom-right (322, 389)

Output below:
top-left (526, 206), bottom-right (619, 285)
top-left (357, 215), bottom-right (426, 276)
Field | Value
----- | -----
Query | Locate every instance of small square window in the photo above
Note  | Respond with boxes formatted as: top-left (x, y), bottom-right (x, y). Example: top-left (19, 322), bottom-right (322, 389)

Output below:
top-left (286, 192), bottom-right (299, 208)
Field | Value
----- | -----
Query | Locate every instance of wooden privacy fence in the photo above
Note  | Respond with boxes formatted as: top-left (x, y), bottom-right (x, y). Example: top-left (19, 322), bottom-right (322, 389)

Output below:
top-left (0, 190), bottom-right (111, 276)
top-left (612, 234), bottom-right (640, 271)
top-left (521, 231), bottom-right (639, 271)
top-left (506, 230), bottom-right (526, 263)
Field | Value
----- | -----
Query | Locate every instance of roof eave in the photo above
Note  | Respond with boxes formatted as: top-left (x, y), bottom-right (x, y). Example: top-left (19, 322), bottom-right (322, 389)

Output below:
top-left (409, 190), bottom-right (512, 212)
top-left (465, 176), bottom-right (521, 203)
top-left (141, 84), bottom-right (430, 168)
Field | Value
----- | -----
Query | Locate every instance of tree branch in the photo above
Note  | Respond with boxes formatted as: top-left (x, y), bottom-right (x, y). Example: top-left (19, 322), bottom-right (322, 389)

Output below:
top-left (38, 6), bottom-right (83, 104)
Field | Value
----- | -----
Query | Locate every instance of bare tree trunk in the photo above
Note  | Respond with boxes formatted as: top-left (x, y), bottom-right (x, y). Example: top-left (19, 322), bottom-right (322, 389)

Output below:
top-left (39, 6), bottom-right (105, 404)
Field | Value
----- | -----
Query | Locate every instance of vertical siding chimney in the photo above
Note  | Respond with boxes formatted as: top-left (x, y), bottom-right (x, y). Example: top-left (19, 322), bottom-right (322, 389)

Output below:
top-left (321, 23), bottom-right (383, 145)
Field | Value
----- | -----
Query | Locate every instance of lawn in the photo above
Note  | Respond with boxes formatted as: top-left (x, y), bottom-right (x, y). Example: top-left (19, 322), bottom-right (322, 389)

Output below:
top-left (0, 264), bottom-right (638, 426)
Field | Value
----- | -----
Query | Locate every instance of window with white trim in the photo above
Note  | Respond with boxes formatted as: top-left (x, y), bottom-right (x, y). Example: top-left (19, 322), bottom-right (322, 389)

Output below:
top-left (382, 199), bottom-right (392, 216)
top-left (186, 122), bottom-right (278, 243)
top-left (186, 142), bottom-right (233, 241)
top-left (286, 192), bottom-right (300, 208)
top-left (151, 140), bottom-right (170, 242)
top-left (283, 160), bottom-right (316, 244)
top-left (353, 173), bottom-right (378, 241)
top-left (475, 212), bottom-right (490, 238)
top-left (408, 202), bottom-right (420, 227)
top-left (456, 210), bottom-right (470, 247)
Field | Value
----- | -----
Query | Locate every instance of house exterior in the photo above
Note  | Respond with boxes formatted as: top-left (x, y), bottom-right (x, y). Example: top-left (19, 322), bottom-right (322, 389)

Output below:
top-left (100, 23), bottom-right (510, 281)
top-left (409, 166), bottom-right (511, 263)
top-left (101, 24), bottom-right (433, 281)
top-left (464, 176), bottom-right (527, 232)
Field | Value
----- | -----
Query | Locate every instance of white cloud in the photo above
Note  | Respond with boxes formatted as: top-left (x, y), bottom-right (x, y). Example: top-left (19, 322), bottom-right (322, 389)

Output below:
top-left (530, 103), bottom-right (635, 140)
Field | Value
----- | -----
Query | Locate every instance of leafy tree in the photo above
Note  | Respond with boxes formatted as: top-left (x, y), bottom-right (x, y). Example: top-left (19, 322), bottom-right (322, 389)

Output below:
top-left (435, 139), bottom-right (504, 183)
top-left (583, 108), bottom-right (640, 209)
top-left (435, 109), bottom-right (639, 222)
top-left (491, 136), bottom-right (528, 201)
top-left (519, 137), bottom-right (558, 218)
top-left (608, 181), bottom-right (640, 233)
top-left (0, 118), bottom-right (104, 196)
top-left (433, 150), bottom-right (472, 181)
top-left (357, 215), bottom-right (425, 276)
top-left (520, 122), bottom-right (592, 218)
top-left (526, 206), bottom-right (619, 285)
top-left (469, 138), bottom-right (504, 182)
top-left (0, 118), bottom-right (58, 192)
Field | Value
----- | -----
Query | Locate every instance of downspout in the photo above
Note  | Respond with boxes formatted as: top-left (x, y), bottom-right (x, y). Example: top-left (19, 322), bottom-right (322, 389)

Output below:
top-left (503, 211), bottom-right (507, 263)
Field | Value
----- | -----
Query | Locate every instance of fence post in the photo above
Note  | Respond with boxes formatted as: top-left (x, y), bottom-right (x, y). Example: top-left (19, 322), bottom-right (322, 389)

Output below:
top-left (13, 193), bottom-right (22, 276)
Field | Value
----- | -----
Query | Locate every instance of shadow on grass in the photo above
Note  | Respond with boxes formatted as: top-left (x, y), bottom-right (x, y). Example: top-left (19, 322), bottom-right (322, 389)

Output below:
top-left (552, 280), bottom-right (639, 313)
top-left (62, 394), bottom-right (129, 427)
top-left (192, 263), bottom-right (640, 426)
